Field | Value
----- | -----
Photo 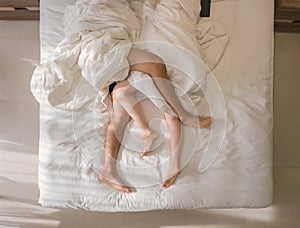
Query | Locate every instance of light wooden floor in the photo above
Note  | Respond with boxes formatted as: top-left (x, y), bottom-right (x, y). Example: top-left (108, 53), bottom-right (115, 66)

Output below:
top-left (0, 21), bottom-right (299, 228)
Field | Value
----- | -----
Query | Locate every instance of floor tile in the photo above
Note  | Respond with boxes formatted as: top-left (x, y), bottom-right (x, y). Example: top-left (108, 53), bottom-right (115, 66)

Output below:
top-left (245, 226), bottom-right (299, 228)
top-left (158, 225), bottom-right (186, 228)
top-left (273, 33), bottom-right (300, 168)
top-left (0, 38), bottom-right (40, 103)
top-left (125, 210), bottom-right (186, 227)
top-left (186, 208), bottom-right (245, 227)
top-left (0, 102), bottom-right (39, 151)
top-left (60, 208), bottom-right (125, 228)
top-left (274, 87), bottom-right (300, 110)
top-left (273, 108), bottom-right (300, 167)
top-left (186, 226), bottom-right (242, 228)
top-left (0, 21), bottom-right (39, 40)
top-left (275, 49), bottom-right (300, 73)
top-left (0, 150), bottom-right (38, 186)
top-left (0, 198), bottom-right (62, 228)
top-left (275, 33), bottom-right (300, 51)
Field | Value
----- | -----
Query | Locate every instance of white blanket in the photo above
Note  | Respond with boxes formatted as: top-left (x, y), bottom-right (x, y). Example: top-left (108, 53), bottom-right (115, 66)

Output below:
top-left (31, 0), bottom-right (274, 211)
top-left (31, 0), bottom-right (228, 110)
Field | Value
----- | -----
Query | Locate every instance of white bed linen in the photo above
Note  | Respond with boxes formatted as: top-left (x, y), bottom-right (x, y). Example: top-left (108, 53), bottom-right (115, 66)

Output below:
top-left (36, 0), bottom-right (274, 211)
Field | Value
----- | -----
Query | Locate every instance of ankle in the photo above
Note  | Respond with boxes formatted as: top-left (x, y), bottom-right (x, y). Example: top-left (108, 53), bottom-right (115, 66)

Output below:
top-left (179, 111), bottom-right (191, 121)
top-left (142, 128), bottom-right (151, 137)
top-left (102, 164), bottom-right (115, 173)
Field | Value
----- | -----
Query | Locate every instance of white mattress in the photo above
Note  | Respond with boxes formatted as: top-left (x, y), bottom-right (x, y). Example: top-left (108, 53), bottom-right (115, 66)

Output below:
top-left (37, 0), bottom-right (274, 211)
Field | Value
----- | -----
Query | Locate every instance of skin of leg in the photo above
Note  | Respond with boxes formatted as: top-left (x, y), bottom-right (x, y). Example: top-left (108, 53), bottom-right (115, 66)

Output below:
top-left (99, 94), bottom-right (132, 193)
top-left (161, 113), bottom-right (182, 188)
top-left (102, 107), bottom-right (127, 172)
top-left (128, 48), bottom-right (213, 128)
top-left (128, 48), bottom-right (188, 117)
top-left (113, 80), bottom-right (157, 154)
top-left (114, 80), bottom-right (150, 134)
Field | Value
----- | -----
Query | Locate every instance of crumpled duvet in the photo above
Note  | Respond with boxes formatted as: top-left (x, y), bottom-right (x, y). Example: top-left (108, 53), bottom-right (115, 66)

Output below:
top-left (31, 0), bottom-right (141, 110)
top-left (31, 0), bottom-right (229, 112)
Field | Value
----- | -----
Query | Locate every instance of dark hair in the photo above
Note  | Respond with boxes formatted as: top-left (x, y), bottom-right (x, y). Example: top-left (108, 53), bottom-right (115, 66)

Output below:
top-left (109, 82), bottom-right (117, 93)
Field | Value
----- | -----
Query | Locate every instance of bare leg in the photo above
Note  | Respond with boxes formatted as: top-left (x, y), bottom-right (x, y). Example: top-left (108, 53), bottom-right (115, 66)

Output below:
top-left (161, 113), bottom-right (181, 188)
top-left (98, 96), bottom-right (132, 193)
top-left (128, 48), bottom-right (212, 128)
top-left (113, 80), bottom-right (157, 155)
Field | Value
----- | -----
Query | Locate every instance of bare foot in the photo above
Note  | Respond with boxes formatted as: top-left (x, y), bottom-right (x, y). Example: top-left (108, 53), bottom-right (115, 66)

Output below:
top-left (140, 131), bottom-right (157, 157)
top-left (198, 116), bottom-right (213, 128)
top-left (162, 157), bottom-right (181, 188)
top-left (161, 171), bottom-right (180, 188)
top-left (98, 171), bottom-right (132, 194)
top-left (181, 114), bottom-right (213, 128)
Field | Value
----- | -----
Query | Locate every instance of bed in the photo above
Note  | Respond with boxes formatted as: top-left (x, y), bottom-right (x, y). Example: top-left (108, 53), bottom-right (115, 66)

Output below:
top-left (33, 0), bottom-right (274, 211)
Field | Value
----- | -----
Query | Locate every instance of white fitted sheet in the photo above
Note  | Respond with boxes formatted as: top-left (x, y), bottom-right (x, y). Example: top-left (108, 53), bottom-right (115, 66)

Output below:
top-left (37, 0), bottom-right (274, 211)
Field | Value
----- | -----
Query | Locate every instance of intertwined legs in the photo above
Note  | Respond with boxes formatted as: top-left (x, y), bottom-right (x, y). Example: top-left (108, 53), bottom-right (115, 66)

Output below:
top-left (128, 48), bottom-right (212, 128)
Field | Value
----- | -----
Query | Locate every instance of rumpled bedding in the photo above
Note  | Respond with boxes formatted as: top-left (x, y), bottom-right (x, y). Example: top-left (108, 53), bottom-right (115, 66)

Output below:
top-left (31, 0), bottom-right (141, 110)
top-left (31, 0), bottom-right (229, 111)
top-left (31, 0), bottom-right (234, 211)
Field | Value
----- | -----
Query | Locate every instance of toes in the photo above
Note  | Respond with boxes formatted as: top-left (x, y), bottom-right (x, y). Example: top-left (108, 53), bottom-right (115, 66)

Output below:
top-left (114, 183), bottom-right (131, 193)
top-left (140, 153), bottom-right (145, 157)
top-left (140, 151), bottom-right (148, 157)
top-left (200, 117), bottom-right (213, 128)
top-left (162, 177), bottom-right (175, 188)
top-left (161, 180), bottom-right (171, 188)
top-left (121, 187), bottom-right (132, 194)
top-left (205, 117), bottom-right (212, 122)
top-left (161, 173), bottom-right (180, 188)
top-left (112, 183), bottom-right (131, 194)
top-left (98, 174), bottom-right (105, 182)
top-left (98, 173), bottom-right (132, 194)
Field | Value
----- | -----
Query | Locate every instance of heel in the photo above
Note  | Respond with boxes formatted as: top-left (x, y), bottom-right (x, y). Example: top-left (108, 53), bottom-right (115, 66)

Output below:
top-left (141, 133), bottom-right (157, 157)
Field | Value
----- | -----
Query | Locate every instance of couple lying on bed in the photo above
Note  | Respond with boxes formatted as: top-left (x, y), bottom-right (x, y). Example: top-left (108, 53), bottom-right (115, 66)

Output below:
top-left (96, 0), bottom-right (213, 193)
top-left (30, 0), bottom-right (215, 193)
top-left (98, 47), bottom-right (212, 193)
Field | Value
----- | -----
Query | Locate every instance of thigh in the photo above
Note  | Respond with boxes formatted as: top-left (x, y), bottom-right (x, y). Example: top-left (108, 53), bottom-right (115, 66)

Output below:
top-left (111, 80), bottom-right (135, 121)
top-left (112, 80), bottom-right (137, 99)
top-left (113, 79), bottom-right (130, 91)
top-left (111, 95), bottom-right (131, 124)
top-left (128, 48), bottom-right (168, 79)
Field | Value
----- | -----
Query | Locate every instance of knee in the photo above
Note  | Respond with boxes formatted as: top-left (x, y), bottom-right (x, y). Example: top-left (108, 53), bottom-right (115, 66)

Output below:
top-left (112, 86), bottom-right (133, 102)
top-left (106, 122), bottom-right (114, 132)
top-left (164, 114), bottom-right (180, 124)
top-left (111, 111), bottom-right (129, 128)
top-left (107, 120), bottom-right (124, 140)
